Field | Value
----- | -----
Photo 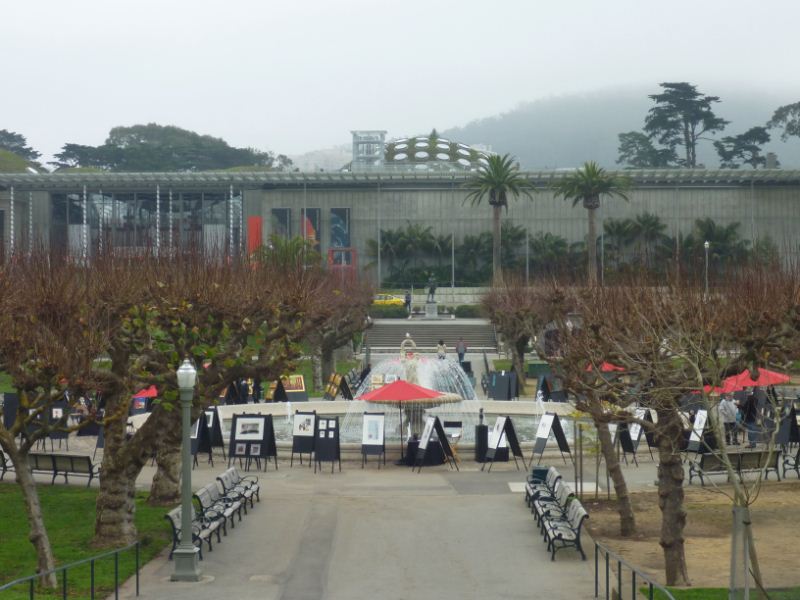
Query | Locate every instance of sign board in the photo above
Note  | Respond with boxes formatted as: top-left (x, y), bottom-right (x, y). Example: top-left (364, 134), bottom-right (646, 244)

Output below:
top-left (228, 413), bottom-right (277, 470)
top-left (291, 411), bottom-right (316, 466)
top-left (206, 408), bottom-right (227, 458)
top-left (314, 416), bottom-right (341, 473)
top-left (483, 416), bottom-right (526, 471)
top-left (47, 400), bottom-right (70, 441)
top-left (191, 416), bottom-right (212, 466)
top-left (274, 375), bottom-right (309, 402)
top-left (414, 416), bottom-right (458, 472)
top-left (629, 408), bottom-right (646, 451)
top-left (531, 412), bottom-right (571, 465)
top-left (687, 409), bottom-right (707, 452)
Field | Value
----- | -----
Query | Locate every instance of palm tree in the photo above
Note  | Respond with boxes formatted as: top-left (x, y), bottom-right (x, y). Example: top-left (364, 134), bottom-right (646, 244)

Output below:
top-left (552, 162), bottom-right (631, 285)
top-left (464, 154), bottom-right (534, 283)
top-left (603, 218), bottom-right (634, 269)
top-left (630, 212), bottom-right (667, 268)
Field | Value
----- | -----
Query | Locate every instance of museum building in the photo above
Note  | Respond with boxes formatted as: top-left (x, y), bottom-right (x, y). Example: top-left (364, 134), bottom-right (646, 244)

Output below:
top-left (0, 130), bottom-right (799, 277)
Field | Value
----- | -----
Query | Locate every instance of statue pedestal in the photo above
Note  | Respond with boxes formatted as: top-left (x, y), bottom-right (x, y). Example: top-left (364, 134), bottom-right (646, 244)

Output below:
top-left (424, 302), bottom-right (438, 319)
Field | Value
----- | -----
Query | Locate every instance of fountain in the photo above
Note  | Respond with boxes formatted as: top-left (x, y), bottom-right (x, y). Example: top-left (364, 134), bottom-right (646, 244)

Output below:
top-left (342, 335), bottom-right (480, 443)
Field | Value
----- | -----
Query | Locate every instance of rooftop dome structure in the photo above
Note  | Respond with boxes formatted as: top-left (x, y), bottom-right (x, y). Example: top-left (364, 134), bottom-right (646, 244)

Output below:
top-left (384, 131), bottom-right (490, 171)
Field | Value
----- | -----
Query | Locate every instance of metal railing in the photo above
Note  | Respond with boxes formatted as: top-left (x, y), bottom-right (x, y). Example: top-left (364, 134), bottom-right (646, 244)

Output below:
top-left (0, 541), bottom-right (140, 599)
top-left (594, 540), bottom-right (675, 600)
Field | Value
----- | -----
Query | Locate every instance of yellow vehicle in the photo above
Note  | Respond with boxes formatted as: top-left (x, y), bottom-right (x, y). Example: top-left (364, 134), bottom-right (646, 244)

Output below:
top-left (373, 293), bottom-right (405, 307)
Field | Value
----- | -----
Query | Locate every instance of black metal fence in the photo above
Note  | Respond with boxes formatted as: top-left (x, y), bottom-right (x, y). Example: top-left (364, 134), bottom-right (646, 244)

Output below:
top-left (594, 540), bottom-right (675, 600)
top-left (0, 541), bottom-right (139, 599)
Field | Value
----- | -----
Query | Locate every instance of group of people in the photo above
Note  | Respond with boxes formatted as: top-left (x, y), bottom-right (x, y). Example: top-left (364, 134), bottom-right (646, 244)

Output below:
top-left (436, 337), bottom-right (468, 363)
top-left (716, 389), bottom-right (766, 448)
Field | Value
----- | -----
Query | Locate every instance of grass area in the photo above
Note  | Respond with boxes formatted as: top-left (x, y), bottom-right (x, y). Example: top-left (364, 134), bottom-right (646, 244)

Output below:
top-left (651, 587), bottom-right (800, 599)
top-left (0, 484), bottom-right (171, 598)
top-left (294, 358), bottom-right (361, 397)
top-left (0, 371), bottom-right (14, 393)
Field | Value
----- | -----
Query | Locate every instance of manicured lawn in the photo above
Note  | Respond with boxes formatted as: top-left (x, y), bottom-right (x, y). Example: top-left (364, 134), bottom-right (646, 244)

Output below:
top-left (295, 358), bottom-right (361, 397)
top-left (0, 484), bottom-right (171, 598)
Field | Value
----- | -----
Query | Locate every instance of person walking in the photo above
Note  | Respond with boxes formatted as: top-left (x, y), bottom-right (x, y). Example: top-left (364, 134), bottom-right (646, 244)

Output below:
top-left (455, 336), bottom-right (467, 364)
top-left (436, 339), bottom-right (447, 360)
top-left (404, 290), bottom-right (412, 315)
top-left (718, 394), bottom-right (738, 445)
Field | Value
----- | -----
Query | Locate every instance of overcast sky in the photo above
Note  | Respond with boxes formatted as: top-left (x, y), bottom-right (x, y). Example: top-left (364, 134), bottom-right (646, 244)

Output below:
top-left (4, 0), bottom-right (798, 161)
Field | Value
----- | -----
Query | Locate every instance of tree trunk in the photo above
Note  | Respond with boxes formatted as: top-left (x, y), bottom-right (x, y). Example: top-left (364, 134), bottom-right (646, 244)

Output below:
top-left (655, 408), bottom-right (691, 586)
top-left (492, 204), bottom-right (502, 284)
top-left (94, 397), bottom-right (156, 547)
top-left (321, 346), bottom-right (335, 389)
top-left (311, 350), bottom-right (323, 392)
top-left (1, 437), bottom-right (57, 588)
top-left (586, 206), bottom-right (598, 285)
top-left (512, 339), bottom-right (527, 396)
top-left (148, 421), bottom-right (181, 506)
top-left (595, 421), bottom-right (636, 537)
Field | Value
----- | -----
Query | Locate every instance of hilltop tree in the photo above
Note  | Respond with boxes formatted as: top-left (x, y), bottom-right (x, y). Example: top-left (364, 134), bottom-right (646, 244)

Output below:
top-left (767, 101), bottom-right (800, 141)
top-left (616, 131), bottom-right (678, 168)
top-left (0, 129), bottom-right (41, 161)
top-left (644, 82), bottom-right (729, 168)
top-left (714, 126), bottom-right (772, 169)
top-left (52, 123), bottom-right (292, 172)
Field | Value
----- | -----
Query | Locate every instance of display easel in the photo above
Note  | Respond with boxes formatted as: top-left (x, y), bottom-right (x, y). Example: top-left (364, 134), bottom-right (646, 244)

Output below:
top-left (314, 416), bottom-right (342, 474)
top-left (361, 412), bottom-right (386, 468)
top-left (530, 412), bottom-right (571, 465)
top-left (291, 411), bottom-right (316, 467)
top-left (482, 416), bottom-right (526, 472)
top-left (413, 416), bottom-right (459, 473)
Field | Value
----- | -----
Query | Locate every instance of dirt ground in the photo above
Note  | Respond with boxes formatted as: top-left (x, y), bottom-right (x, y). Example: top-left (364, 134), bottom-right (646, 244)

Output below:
top-left (584, 478), bottom-right (800, 589)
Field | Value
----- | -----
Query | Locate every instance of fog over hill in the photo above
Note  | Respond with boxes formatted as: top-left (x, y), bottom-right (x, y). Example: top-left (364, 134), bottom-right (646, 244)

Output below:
top-left (442, 86), bottom-right (800, 170)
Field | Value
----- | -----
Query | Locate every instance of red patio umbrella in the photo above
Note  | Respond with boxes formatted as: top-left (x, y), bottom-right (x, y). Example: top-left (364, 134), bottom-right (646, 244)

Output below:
top-left (726, 368), bottom-right (790, 390)
top-left (585, 362), bottom-right (625, 373)
top-left (132, 385), bottom-right (158, 398)
top-left (358, 380), bottom-right (459, 459)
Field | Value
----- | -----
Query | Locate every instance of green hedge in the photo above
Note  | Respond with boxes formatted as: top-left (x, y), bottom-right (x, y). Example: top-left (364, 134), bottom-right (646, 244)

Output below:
top-left (369, 305), bottom-right (408, 318)
top-left (454, 305), bottom-right (483, 318)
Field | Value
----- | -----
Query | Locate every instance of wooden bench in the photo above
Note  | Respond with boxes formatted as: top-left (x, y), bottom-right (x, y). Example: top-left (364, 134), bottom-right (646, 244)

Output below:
top-left (783, 446), bottom-right (800, 479)
top-left (164, 506), bottom-right (223, 561)
top-left (689, 450), bottom-right (781, 486)
top-left (28, 453), bottom-right (99, 486)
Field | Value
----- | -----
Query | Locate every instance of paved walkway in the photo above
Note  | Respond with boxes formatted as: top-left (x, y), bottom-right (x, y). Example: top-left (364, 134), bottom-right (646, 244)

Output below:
top-left (117, 462), bottom-right (596, 600)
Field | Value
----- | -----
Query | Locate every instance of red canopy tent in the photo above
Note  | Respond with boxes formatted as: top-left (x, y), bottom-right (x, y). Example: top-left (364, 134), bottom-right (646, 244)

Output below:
top-left (703, 368), bottom-right (790, 394)
top-left (585, 362), bottom-right (625, 373)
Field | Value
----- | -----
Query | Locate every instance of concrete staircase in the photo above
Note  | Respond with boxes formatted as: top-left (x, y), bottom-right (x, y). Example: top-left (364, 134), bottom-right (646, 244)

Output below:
top-left (365, 318), bottom-right (497, 352)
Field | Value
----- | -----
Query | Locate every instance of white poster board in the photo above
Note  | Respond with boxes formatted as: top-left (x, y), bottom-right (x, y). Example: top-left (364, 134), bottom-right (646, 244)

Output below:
top-left (418, 416), bottom-right (435, 450)
top-left (629, 408), bottom-right (646, 442)
top-left (536, 413), bottom-right (555, 440)
top-left (689, 409), bottom-right (707, 443)
top-left (292, 412), bottom-right (316, 437)
top-left (362, 414), bottom-right (385, 446)
top-left (235, 416), bottom-right (264, 441)
top-left (608, 423), bottom-right (618, 441)
top-left (489, 416), bottom-right (508, 448)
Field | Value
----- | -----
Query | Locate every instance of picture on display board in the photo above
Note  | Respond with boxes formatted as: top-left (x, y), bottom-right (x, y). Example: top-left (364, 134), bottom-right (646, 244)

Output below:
top-left (52, 407), bottom-right (64, 419)
top-left (235, 443), bottom-right (247, 456)
top-left (362, 414), bottom-right (384, 445)
top-left (250, 444), bottom-right (261, 456)
top-left (235, 417), bottom-right (264, 441)
top-left (690, 410), bottom-right (707, 443)
top-left (319, 430), bottom-right (325, 438)
top-left (282, 375), bottom-right (306, 392)
top-left (328, 431), bottom-right (335, 438)
top-left (419, 417), bottom-right (435, 450)
top-left (629, 408), bottom-right (646, 441)
top-left (293, 413), bottom-right (315, 437)
top-left (536, 414), bottom-right (555, 439)
top-left (205, 411), bottom-right (214, 429)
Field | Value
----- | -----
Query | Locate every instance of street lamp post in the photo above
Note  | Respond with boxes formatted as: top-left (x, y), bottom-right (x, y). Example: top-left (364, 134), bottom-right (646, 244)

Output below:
top-left (172, 359), bottom-right (201, 582)
top-left (704, 240), bottom-right (710, 300)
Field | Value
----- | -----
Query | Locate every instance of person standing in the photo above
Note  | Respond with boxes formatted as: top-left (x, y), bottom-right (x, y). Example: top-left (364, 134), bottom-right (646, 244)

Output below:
top-left (739, 391), bottom-right (759, 448)
top-left (718, 394), bottom-right (738, 445)
top-left (436, 339), bottom-right (447, 360)
top-left (455, 336), bottom-right (467, 364)
top-left (404, 290), bottom-right (412, 315)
